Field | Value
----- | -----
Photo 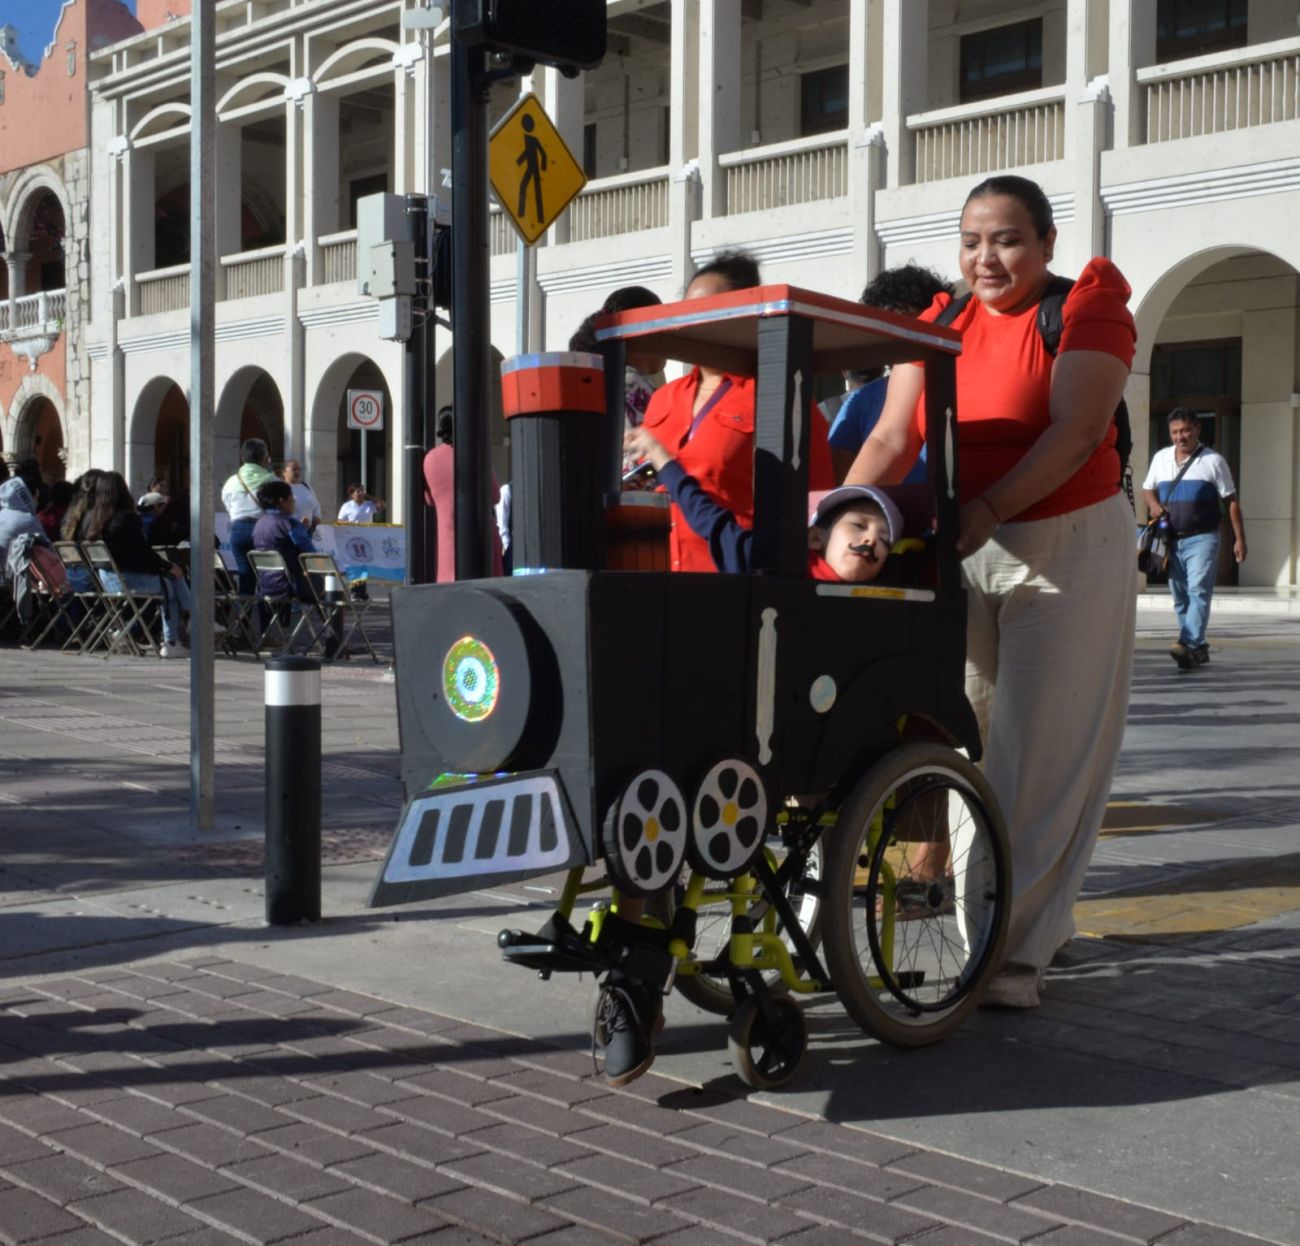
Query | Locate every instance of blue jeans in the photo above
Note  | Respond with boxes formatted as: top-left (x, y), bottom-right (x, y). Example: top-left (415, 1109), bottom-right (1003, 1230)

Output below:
top-left (102, 570), bottom-right (193, 645)
top-left (1167, 530), bottom-right (1219, 649)
top-left (229, 517), bottom-right (258, 596)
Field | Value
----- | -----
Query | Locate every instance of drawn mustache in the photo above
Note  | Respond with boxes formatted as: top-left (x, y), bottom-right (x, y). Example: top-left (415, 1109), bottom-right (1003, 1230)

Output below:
top-left (848, 541), bottom-right (881, 563)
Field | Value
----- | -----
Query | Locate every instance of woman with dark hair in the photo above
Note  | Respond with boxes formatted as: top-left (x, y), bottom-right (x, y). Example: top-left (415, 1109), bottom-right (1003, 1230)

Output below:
top-left (846, 173), bottom-right (1137, 1008)
top-left (570, 284), bottom-right (666, 478)
top-left (633, 248), bottom-right (832, 573)
top-left (75, 470), bottom-right (194, 658)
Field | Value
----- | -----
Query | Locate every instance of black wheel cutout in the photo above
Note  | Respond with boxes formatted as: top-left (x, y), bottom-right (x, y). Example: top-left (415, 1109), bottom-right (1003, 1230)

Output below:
top-left (821, 744), bottom-right (1010, 1048)
top-left (727, 996), bottom-right (807, 1091)
top-left (600, 768), bottom-right (689, 900)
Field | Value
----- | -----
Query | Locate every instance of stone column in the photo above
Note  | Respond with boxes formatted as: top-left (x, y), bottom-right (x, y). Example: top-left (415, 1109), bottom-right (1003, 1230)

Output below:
top-left (540, 65), bottom-right (585, 246)
top-left (1110, 0), bottom-right (1157, 149)
top-left (215, 120), bottom-right (242, 297)
top-left (392, 43), bottom-right (423, 194)
top-left (302, 86), bottom-right (338, 287)
top-left (4, 251), bottom-right (26, 328)
top-left (848, 0), bottom-right (883, 283)
top-left (668, 0), bottom-right (701, 291)
top-left (881, 0), bottom-right (928, 189)
top-left (1069, 83), bottom-right (1109, 270)
top-left (698, 0), bottom-right (741, 219)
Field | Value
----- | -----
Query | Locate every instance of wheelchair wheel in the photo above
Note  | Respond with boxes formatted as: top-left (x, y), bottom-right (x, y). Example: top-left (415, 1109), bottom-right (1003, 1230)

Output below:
top-left (822, 744), bottom-right (1009, 1048)
top-left (648, 839), bottom-right (823, 1017)
top-left (728, 996), bottom-right (806, 1091)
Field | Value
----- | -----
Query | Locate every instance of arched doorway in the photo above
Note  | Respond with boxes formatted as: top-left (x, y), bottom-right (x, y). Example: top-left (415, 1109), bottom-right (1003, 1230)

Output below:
top-left (1135, 248), bottom-right (1300, 588)
top-left (309, 354), bottom-right (395, 517)
top-left (24, 192), bottom-right (66, 291)
top-left (128, 378), bottom-right (190, 496)
top-left (14, 396), bottom-right (66, 482)
top-left (215, 368), bottom-right (285, 480)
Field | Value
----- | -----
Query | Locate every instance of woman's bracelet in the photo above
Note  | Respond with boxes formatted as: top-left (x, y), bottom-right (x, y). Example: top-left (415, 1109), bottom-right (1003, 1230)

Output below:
top-left (976, 495), bottom-right (1003, 524)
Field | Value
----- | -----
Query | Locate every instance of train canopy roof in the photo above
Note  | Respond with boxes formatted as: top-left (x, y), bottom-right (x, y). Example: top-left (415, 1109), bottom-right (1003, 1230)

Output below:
top-left (593, 284), bottom-right (963, 376)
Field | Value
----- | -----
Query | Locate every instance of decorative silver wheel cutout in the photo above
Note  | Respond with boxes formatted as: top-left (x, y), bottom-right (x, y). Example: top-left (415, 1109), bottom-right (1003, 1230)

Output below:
top-left (604, 769), bottom-right (688, 898)
top-left (691, 759), bottom-right (768, 878)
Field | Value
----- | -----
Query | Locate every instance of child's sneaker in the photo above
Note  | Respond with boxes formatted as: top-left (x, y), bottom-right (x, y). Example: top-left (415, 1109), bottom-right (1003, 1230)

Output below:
top-left (593, 973), bottom-right (662, 1087)
top-left (159, 643), bottom-right (189, 659)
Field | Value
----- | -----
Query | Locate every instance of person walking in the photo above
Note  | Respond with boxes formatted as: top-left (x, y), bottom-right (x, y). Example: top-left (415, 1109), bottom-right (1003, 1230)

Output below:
top-left (1142, 408), bottom-right (1246, 669)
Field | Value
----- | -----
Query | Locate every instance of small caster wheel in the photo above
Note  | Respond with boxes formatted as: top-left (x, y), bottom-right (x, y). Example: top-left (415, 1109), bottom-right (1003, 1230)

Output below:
top-left (727, 995), bottom-right (806, 1090)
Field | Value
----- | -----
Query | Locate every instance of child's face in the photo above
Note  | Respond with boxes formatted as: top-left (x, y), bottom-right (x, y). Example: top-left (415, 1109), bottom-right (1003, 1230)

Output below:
top-left (350, 487), bottom-right (367, 503)
top-left (811, 505), bottom-right (892, 583)
top-left (279, 495), bottom-right (297, 515)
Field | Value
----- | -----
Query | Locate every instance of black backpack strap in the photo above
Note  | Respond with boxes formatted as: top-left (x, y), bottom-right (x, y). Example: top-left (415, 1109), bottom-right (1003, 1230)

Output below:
top-left (1035, 274), bottom-right (1076, 356)
top-left (933, 291), bottom-right (973, 328)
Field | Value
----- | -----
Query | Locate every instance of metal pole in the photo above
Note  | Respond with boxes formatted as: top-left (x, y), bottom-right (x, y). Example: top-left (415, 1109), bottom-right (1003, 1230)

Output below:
top-left (188, 4), bottom-right (216, 831)
top-left (361, 429), bottom-right (368, 494)
top-left (405, 194), bottom-right (429, 586)
top-left (515, 240), bottom-right (528, 355)
top-left (451, 32), bottom-right (492, 580)
top-left (264, 656), bottom-right (321, 925)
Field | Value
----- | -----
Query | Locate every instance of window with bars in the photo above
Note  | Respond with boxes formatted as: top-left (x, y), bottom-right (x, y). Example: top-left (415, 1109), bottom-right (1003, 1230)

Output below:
top-left (800, 64), bottom-right (848, 137)
top-left (959, 19), bottom-right (1043, 103)
top-left (1156, 0), bottom-right (1248, 62)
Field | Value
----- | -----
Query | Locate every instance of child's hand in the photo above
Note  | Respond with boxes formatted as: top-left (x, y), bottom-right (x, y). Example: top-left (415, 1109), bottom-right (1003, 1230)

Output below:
top-left (624, 426), bottom-right (672, 472)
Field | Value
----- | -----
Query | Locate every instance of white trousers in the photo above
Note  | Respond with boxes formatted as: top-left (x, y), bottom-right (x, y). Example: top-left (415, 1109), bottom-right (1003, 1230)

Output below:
top-left (963, 492), bottom-right (1136, 974)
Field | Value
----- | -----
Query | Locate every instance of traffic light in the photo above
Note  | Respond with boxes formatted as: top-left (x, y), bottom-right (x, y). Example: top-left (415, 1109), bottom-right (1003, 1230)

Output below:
top-left (453, 0), bottom-right (605, 74)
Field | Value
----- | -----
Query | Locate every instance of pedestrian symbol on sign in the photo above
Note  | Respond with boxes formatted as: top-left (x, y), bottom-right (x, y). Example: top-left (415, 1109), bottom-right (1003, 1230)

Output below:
top-left (488, 93), bottom-right (586, 246)
top-left (517, 114), bottom-right (548, 224)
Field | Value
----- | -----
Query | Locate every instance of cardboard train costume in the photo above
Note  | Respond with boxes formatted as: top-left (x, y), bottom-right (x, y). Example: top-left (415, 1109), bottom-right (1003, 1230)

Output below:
top-left (369, 287), bottom-right (1011, 1088)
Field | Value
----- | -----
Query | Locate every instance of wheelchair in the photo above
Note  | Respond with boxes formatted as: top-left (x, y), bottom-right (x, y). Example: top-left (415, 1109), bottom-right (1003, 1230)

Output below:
top-left (370, 284), bottom-right (1011, 1089)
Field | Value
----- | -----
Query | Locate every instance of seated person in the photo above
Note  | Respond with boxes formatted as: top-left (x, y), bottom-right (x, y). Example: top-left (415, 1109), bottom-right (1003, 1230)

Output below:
top-left (138, 492), bottom-right (168, 542)
top-left (625, 425), bottom-right (902, 581)
top-left (252, 480), bottom-right (314, 601)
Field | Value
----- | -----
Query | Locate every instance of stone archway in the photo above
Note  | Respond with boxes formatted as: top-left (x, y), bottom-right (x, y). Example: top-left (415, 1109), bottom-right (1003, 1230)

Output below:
top-left (6, 374), bottom-right (66, 481)
top-left (309, 353), bottom-right (395, 516)
top-left (215, 367), bottom-right (286, 481)
top-left (128, 376), bottom-right (190, 496)
top-left (1134, 246), bottom-right (1300, 588)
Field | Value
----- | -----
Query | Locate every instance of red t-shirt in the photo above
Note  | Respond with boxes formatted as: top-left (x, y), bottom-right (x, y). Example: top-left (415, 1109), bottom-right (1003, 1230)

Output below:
top-left (913, 257), bottom-right (1137, 522)
top-left (643, 369), bottom-right (835, 572)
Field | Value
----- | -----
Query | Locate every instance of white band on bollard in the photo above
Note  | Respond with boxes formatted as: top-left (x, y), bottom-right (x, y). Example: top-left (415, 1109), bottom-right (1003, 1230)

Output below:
top-left (265, 668), bottom-right (321, 707)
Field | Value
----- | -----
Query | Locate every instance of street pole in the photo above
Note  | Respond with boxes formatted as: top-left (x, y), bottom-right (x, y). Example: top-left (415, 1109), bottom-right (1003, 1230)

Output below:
top-left (450, 30), bottom-right (492, 580)
top-left (188, 2), bottom-right (215, 831)
top-left (404, 194), bottom-right (429, 586)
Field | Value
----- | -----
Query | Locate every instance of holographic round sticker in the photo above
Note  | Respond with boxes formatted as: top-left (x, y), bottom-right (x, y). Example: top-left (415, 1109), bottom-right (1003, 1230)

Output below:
top-left (442, 635), bottom-right (500, 723)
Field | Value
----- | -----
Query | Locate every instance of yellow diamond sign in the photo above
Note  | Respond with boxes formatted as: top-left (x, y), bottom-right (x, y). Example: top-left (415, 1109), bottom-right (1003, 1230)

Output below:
top-left (489, 93), bottom-right (586, 246)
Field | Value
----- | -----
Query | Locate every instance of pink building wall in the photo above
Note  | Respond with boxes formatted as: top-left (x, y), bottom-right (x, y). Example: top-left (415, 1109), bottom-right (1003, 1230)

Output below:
top-left (135, 0), bottom-right (191, 31)
top-left (0, 0), bottom-right (141, 172)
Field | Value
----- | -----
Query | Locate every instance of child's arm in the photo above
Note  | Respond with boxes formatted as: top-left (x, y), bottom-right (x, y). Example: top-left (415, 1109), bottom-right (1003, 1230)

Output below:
top-left (624, 427), bottom-right (752, 573)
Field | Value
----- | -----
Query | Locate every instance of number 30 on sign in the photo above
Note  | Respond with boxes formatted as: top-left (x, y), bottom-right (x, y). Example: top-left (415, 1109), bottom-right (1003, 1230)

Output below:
top-left (347, 389), bottom-right (385, 431)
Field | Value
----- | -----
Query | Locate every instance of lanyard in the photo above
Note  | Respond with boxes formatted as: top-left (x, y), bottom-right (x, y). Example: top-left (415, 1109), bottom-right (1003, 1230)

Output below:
top-left (686, 377), bottom-right (733, 443)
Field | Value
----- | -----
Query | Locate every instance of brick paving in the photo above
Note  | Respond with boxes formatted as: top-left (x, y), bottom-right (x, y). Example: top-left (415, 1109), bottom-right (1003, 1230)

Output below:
top-left (0, 959), bottom-right (1278, 1245)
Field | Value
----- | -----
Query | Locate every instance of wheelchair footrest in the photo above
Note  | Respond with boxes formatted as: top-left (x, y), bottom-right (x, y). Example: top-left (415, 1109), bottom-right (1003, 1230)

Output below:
top-left (498, 914), bottom-right (613, 976)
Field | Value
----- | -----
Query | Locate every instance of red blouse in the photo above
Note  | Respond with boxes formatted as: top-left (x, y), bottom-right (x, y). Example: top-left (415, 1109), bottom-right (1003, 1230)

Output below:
top-left (913, 257), bottom-right (1137, 522)
top-left (643, 368), bottom-right (835, 572)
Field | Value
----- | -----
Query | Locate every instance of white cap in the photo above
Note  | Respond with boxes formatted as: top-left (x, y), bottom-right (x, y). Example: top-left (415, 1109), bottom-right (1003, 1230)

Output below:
top-left (808, 485), bottom-right (904, 545)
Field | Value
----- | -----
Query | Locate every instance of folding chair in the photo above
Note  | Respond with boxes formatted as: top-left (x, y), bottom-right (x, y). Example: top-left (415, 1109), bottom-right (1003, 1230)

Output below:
top-left (53, 541), bottom-right (116, 654)
top-left (213, 551), bottom-right (258, 656)
top-left (300, 552), bottom-right (379, 663)
top-left (80, 541), bottom-right (166, 658)
top-left (22, 552), bottom-right (78, 650)
top-left (247, 550), bottom-right (321, 657)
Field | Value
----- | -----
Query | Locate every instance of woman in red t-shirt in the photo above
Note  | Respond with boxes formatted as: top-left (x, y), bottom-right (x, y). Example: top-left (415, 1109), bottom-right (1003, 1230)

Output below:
top-left (846, 175), bottom-right (1137, 1009)
top-left (639, 250), bottom-right (833, 572)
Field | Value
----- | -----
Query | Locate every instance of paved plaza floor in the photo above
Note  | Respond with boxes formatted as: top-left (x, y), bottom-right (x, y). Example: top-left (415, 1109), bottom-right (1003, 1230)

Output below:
top-left (0, 594), bottom-right (1297, 1245)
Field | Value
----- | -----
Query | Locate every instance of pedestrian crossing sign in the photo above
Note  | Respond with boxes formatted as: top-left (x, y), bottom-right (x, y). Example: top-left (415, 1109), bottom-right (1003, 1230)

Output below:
top-left (488, 93), bottom-right (587, 246)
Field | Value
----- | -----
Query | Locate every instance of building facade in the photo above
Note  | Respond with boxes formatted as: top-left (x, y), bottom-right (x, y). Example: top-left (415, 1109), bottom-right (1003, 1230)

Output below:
top-left (0, 0), bottom-right (140, 481)
top-left (70, 0), bottom-right (1300, 586)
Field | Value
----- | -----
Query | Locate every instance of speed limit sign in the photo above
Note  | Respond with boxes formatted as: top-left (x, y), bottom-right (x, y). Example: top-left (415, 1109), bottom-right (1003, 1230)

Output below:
top-left (346, 389), bottom-right (385, 431)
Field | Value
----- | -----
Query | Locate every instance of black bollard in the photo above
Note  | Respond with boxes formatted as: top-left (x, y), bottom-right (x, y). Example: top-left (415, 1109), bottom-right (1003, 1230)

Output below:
top-left (264, 655), bottom-right (321, 924)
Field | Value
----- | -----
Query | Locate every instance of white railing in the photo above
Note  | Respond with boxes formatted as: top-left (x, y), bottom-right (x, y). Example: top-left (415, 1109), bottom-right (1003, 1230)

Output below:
top-left (489, 208), bottom-right (514, 256)
top-left (569, 167), bottom-right (670, 241)
top-left (0, 302), bottom-right (8, 333)
top-left (9, 290), bottom-right (65, 330)
top-left (721, 134), bottom-right (847, 214)
top-left (222, 244), bottom-right (285, 300)
top-left (910, 87), bottom-right (1066, 183)
top-left (319, 229), bottom-right (357, 285)
top-left (136, 264), bottom-right (190, 315)
top-left (1140, 36), bottom-right (1300, 143)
